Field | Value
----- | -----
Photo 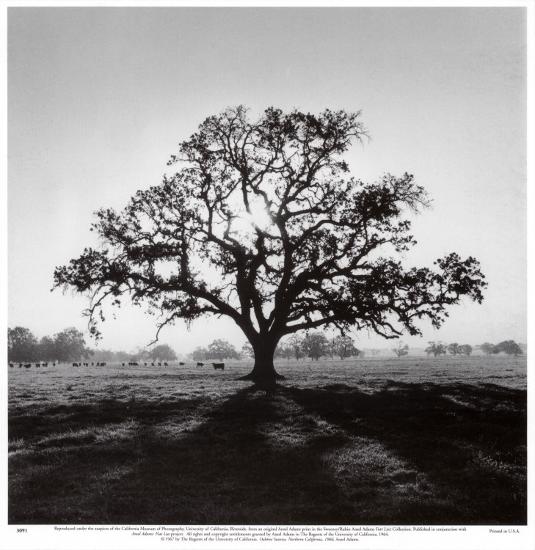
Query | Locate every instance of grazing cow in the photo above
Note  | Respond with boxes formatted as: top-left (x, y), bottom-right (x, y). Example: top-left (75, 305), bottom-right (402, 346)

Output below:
top-left (179, 362), bottom-right (185, 366)
top-left (151, 362), bottom-right (155, 366)
top-left (19, 363), bottom-right (23, 367)
top-left (196, 362), bottom-right (204, 367)
top-left (163, 362), bottom-right (168, 366)
top-left (9, 363), bottom-right (14, 368)
top-left (212, 362), bottom-right (225, 370)
top-left (144, 362), bottom-right (147, 366)
top-left (35, 363), bottom-right (40, 368)
top-left (158, 362), bottom-right (162, 367)
top-left (122, 363), bottom-right (125, 366)
top-left (24, 363), bottom-right (31, 368)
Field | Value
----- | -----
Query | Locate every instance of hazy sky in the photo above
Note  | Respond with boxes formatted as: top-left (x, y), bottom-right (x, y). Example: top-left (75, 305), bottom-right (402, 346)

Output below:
top-left (8, 7), bottom-right (526, 353)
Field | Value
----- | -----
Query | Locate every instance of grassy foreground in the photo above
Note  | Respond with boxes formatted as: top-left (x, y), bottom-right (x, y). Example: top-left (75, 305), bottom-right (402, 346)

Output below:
top-left (8, 356), bottom-right (526, 524)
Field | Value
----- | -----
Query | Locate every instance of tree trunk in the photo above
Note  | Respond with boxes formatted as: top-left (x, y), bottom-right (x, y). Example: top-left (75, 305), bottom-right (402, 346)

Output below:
top-left (238, 338), bottom-right (284, 388)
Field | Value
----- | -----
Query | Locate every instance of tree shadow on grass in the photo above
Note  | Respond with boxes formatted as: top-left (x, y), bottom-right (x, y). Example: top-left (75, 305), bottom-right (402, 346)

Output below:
top-left (9, 387), bottom-right (354, 524)
top-left (9, 381), bottom-right (526, 525)
top-left (283, 381), bottom-right (527, 525)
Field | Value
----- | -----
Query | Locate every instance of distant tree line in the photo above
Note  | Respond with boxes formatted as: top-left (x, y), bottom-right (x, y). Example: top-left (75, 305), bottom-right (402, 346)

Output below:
top-left (8, 326), bottom-right (92, 362)
top-left (423, 340), bottom-right (523, 357)
top-left (7, 327), bottom-right (178, 363)
top-left (192, 333), bottom-right (362, 363)
top-left (479, 341), bottom-right (523, 356)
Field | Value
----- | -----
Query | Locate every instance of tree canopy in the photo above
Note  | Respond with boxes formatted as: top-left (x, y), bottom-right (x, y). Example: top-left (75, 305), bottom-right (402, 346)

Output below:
top-left (54, 106), bottom-right (486, 385)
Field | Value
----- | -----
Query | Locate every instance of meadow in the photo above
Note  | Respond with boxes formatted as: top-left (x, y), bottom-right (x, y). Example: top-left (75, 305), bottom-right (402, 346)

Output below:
top-left (8, 355), bottom-right (526, 525)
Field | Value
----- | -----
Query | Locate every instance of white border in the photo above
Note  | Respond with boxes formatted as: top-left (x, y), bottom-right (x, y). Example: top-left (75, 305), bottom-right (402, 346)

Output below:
top-left (1, 1), bottom-right (533, 549)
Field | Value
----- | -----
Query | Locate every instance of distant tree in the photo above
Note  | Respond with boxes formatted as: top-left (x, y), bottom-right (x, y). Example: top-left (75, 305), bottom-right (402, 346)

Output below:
top-left (392, 342), bottom-right (409, 358)
top-left (8, 326), bottom-right (38, 362)
top-left (241, 342), bottom-right (254, 359)
top-left (447, 343), bottom-right (461, 356)
top-left (191, 347), bottom-right (208, 361)
top-left (278, 343), bottom-right (294, 361)
top-left (287, 335), bottom-right (305, 361)
top-left (53, 327), bottom-right (92, 362)
top-left (207, 339), bottom-right (239, 361)
top-left (480, 342), bottom-right (496, 355)
top-left (38, 336), bottom-right (57, 361)
top-left (425, 341), bottom-right (447, 357)
top-left (327, 336), bottom-right (337, 359)
top-left (494, 340), bottom-right (523, 356)
top-left (333, 335), bottom-right (359, 360)
top-left (302, 332), bottom-right (329, 361)
top-left (149, 344), bottom-right (177, 361)
top-left (459, 344), bottom-right (473, 356)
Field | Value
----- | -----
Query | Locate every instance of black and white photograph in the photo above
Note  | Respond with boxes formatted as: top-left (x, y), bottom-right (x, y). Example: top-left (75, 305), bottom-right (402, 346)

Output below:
top-left (2, 2), bottom-right (533, 548)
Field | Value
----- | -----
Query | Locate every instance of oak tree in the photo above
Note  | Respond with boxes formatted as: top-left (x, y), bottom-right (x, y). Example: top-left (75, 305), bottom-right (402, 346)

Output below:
top-left (54, 106), bottom-right (486, 387)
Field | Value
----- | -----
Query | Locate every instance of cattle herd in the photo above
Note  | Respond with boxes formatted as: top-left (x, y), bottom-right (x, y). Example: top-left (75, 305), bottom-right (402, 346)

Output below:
top-left (9, 360), bottom-right (226, 370)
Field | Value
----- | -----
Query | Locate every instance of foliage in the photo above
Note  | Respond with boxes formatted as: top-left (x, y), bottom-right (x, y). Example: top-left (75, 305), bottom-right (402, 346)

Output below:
top-left (286, 334), bottom-right (305, 360)
top-left (148, 344), bottom-right (177, 361)
top-left (8, 327), bottom-right (38, 362)
top-left (191, 347), bottom-right (209, 362)
top-left (275, 341), bottom-right (294, 360)
top-left (425, 341), bottom-right (447, 357)
top-left (241, 342), bottom-right (254, 358)
top-left (447, 343), bottom-right (461, 356)
top-left (458, 344), bottom-right (472, 356)
top-left (8, 326), bottom-right (91, 363)
top-left (494, 340), bottom-right (523, 356)
top-left (207, 339), bottom-right (240, 360)
top-left (302, 332), bottom-right (329, 360)
top-left (53, 106), bottom-right (486, 382)
top-left (392, 342), bottom-right (409, 357)
top-left (333, 334), bottom-right (359, 359)
top-left (480, 342), bottom-right (496, 355)
top-left (53, 328), bottom-right (92, 362)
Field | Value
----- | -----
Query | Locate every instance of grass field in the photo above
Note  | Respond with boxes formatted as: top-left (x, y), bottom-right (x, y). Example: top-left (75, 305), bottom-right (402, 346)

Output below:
top-left (8, 355), bottom-right (526, 525)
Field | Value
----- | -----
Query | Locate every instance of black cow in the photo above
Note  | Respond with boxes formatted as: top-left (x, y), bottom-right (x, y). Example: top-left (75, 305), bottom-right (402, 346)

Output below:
top-left (196, 362), bottom-right (204, 367)
top-left (179, 362), bottom-right (185, 366)
top-left (212, 362), bottom-right (225, 370)
top-left (163, 362), bottom-right (168, 366)
top-left (9, 363), bottom-right (14, 368)
top-left (24, 363), bottom-right (31, 368)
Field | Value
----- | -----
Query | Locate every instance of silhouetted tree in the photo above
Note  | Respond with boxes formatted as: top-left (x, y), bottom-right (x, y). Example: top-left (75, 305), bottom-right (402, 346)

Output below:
top-left (54, 106), bottom-right (486, 387)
